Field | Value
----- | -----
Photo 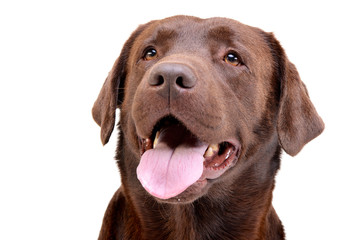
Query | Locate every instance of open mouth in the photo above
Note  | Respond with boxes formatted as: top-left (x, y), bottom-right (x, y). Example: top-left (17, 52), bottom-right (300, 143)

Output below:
top-left (136, 116), bottom-right (240, 200)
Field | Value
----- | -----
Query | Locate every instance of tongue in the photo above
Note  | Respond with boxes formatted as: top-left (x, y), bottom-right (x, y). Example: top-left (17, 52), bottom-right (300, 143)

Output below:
top-left (136, 124), bottom-right (207, 199)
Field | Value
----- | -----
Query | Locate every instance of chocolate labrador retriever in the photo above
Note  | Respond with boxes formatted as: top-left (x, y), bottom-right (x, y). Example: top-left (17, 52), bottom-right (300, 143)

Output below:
top-left (93, 15), bottom-right (324, 240)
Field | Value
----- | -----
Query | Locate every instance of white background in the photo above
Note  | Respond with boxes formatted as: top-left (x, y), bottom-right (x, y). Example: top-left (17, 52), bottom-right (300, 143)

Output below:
top-left (1, 0), bottom-right (359, 239)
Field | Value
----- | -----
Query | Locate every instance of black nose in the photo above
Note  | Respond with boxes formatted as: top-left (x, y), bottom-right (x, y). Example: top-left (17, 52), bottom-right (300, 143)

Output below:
top-left (148, 63), bottom-right (197, 100)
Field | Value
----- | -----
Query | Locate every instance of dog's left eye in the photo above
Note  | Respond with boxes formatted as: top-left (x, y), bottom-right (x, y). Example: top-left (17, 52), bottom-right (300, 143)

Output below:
top-left (144, 48), bottom-right (157, 61)
top-left (224, 53), bottom-right (241, 66)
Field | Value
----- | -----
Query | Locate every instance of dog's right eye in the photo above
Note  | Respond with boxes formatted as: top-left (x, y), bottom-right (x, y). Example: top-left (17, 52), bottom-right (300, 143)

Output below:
top-left (144, 48), bottom-right (157, 61)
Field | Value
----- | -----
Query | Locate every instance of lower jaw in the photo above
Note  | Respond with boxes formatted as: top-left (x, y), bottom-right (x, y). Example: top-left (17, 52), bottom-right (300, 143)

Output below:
top-left (155, 179), bottom-right (210, 204)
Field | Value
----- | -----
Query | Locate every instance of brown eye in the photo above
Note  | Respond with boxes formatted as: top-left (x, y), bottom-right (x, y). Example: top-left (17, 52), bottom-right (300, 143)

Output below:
top-left (224, 53), bottom-right (241, 66)
top-left (144, 48), bottom-right (157, 61)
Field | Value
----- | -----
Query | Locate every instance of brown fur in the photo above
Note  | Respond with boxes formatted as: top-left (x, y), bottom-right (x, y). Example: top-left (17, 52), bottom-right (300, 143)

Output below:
top-left (93, 16), bottom-right (324, 240)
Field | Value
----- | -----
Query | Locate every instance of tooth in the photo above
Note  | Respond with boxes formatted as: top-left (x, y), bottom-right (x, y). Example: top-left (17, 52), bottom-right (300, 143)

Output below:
top-left (144, 139), bottom-right (152, 151)
top-left (153, 131), bottom-right (160, 148)
top-left (211, 144), bottom-right (219, 152)
top-left (225, 149), bottom-right (232, 160)
top-left (204, 147), bottom-right (213, 158)
top-left (204, 144), bottom-right (219, 157)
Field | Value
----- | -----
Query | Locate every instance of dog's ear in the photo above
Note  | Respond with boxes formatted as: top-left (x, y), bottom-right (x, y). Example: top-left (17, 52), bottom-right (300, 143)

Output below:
top-left (92, 23), bottom-right (150, 145)
top-left (92, 58), bottom-right (121, 145)
top-left (277, 61), bottom-right (324, 156)
top-left (265, 33), bottom-right (325, 156)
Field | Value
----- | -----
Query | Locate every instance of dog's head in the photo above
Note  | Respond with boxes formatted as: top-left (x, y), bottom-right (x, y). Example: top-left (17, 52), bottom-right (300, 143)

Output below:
top-left (93, 16), bottom-right (324, 203)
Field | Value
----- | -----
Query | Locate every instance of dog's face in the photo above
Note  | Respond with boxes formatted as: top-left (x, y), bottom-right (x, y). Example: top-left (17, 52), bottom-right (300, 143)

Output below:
top-left (93, 16), bottom-right (324, 204)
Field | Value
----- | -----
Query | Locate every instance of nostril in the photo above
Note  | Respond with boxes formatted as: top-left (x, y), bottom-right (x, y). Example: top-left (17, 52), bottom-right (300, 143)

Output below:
top-left (149, 74), bottom-right (165, 86)
top-left (175, 76), bottom-right (195, 89)
top-left (157, 75), bottom-right (164, 86)
top-left (176, 76), bottom-right (185, 88)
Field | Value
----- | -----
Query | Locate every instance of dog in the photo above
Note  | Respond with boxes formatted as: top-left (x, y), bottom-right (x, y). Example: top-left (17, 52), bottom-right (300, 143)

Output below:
top-left (92, 15), bottom-right (324, 240)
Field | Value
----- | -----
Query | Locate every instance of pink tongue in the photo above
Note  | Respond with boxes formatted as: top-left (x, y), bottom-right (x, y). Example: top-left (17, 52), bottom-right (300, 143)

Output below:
top-left (136, 125), bottom-right (207, 199)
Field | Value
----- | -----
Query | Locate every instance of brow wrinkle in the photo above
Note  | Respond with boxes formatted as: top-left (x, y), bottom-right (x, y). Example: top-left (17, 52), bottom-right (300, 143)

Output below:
top-left (153, 28), bottom-right (178, 45)
top-left (207, 26), bottom-right (235, 45)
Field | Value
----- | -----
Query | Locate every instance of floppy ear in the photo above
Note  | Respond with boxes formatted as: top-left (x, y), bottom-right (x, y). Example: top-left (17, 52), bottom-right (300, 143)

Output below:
top-left (267, 34), bottom-right (325, 156)
top-left (92, 56), bottom-right (122, 145)
top-left (92, 23), bottom-right (150, 145)
top-left (277, 61), bottom-right (324, 156)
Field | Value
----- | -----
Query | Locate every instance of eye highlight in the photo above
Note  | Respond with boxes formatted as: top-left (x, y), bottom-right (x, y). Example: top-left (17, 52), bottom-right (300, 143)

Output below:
top-left (224, 52), bottom-right (241, 66)
top-left (144, 48), bottom-right (157, 61)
